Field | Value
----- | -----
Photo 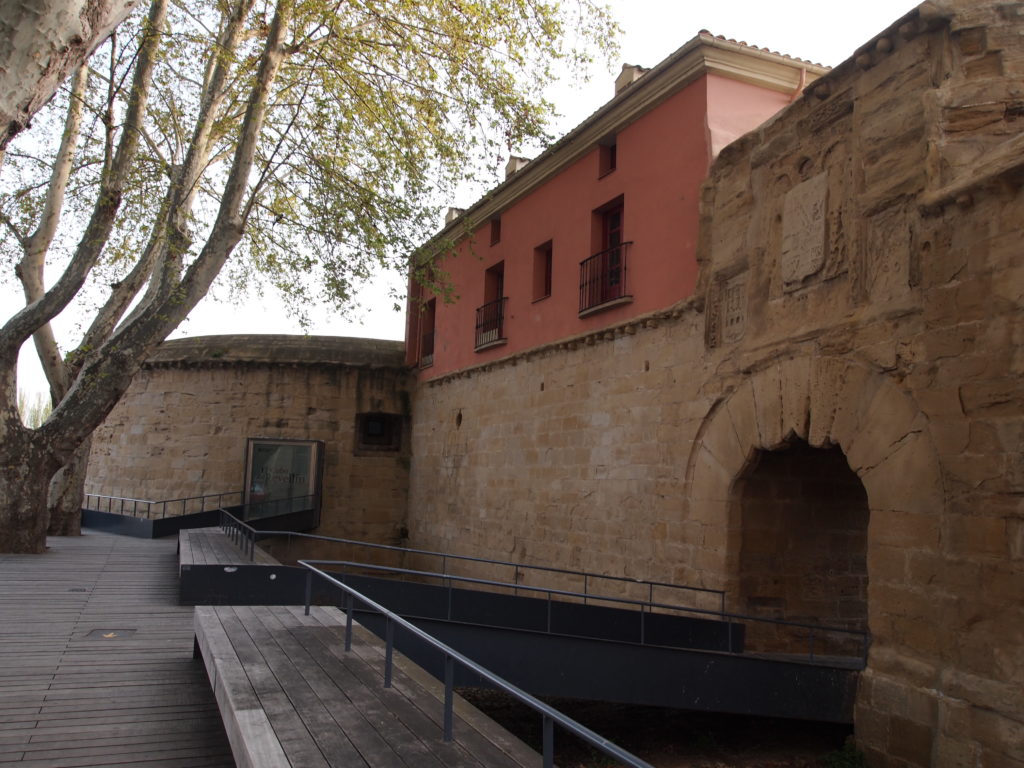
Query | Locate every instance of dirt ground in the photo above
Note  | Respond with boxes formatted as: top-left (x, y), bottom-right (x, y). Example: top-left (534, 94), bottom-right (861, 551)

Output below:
top-left (459, 689), bottom-right (855, 768)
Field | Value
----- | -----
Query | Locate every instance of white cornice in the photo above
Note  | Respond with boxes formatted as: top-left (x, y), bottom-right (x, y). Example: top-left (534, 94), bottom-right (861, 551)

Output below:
top-left (422, 35), bottom-right (828, 258)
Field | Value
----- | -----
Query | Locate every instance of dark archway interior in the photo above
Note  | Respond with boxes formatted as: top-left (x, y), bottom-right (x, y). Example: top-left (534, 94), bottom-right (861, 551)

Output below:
top-left (735, 440), bottom-right (869, 654)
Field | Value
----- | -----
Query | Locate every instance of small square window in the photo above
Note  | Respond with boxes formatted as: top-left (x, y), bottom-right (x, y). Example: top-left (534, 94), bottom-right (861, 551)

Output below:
top-left (490, 216), bottom-right (502, 245)
top-left (356, 413), bottom-right (402, 452)
top-left (533, 241), bottom-right (552, 301)
top-left (599, 139), bottom-right (617, 177)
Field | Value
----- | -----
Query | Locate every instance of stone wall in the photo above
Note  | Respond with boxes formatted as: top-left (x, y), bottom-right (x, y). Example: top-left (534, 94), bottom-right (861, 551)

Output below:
top-left (407, 3), bottom-right (1024, 765)
top-left (87, 335), bottom-right (413, 544)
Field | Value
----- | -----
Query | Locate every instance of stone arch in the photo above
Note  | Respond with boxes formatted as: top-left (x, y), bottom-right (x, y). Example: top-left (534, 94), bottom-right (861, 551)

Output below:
top-left (685, 355), bottom-right (945, 615)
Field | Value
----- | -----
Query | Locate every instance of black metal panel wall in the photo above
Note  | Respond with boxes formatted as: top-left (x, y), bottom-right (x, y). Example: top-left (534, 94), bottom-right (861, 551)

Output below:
top-left (355, 613), bottom-right (858, 724)
top-left (333, 573), bottom-right (744, 653)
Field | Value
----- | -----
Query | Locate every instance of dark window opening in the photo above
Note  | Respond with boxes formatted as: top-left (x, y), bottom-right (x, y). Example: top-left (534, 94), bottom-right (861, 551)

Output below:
top-left (599, 139), bottom-right (617, 177)
top-left (735, 440), bottom-right (869, 657)
top-left (420, 298), bottom-right (436, 367)
top-left (580, 198), bottom-right (630, 314)
top-left (484, 260), bottom-right (504, 304)
top-left (477, 261), bottom-right (507, 348)
top-left (490, 216), bottom-right (502, 245)
top-left (533, 241), bottom-right (553, 301)
top-left (356, 413), bottom-right (402, 452)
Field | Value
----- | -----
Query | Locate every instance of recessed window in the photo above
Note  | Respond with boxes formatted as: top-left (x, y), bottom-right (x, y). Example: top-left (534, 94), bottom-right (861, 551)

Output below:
top-left (490, 216), bottom-right (502, 245)
top-left (599, 137), bottom-right (617, 177)
top-left (533, 240), bottom-right (553, 301)
top-left (580, 196), bottom-right (631, 315)
top-left (420, 298), bottom-right (436, 368)
top-left (476, 261), bottom-right (506, 349)
top-left (356, 413), bottom-right (402, 452)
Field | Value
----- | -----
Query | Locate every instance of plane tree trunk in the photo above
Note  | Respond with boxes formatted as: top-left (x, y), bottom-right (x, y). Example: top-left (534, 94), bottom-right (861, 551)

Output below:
top-left (0, 0), bottom-right (138, 155)
top-left (47, 437), bottom-right (91, 537)
top-left (0, 437), bottom-right (59, 553)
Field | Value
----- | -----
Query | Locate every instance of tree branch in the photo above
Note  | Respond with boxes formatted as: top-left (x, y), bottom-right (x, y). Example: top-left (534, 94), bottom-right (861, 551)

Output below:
top-left (41, 0), bottom-right (295, 457)
top-left (0, 0), bottom-right (167, 366)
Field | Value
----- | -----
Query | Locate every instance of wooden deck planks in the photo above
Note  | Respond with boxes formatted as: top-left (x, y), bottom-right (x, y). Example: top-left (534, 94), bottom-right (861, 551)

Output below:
top-left (0, 531), bottom-right (234, 767)
top-left (179, 529), bottom-right (277, 571)
top-left (195, 604), bottom-right (539, 768)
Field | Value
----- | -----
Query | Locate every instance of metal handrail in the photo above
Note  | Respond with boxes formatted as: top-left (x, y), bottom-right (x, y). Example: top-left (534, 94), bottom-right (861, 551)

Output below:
top-left (84, 490), bottom-right (243, 520)
top-left (218, 510), bottom-right (725, 613)
top-left (299, 561), bottom-right (655, 768)
top-left (302, 558), bottom-right (870, 664)
top-left (219, 512), bottom-right (867, 662)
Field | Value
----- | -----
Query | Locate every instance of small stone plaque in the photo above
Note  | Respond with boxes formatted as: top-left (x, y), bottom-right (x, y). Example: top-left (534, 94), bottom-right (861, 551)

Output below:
top-left (722, 276), bottom-right (746, 344)
top-left (781, 172), bottom-right (829, 289)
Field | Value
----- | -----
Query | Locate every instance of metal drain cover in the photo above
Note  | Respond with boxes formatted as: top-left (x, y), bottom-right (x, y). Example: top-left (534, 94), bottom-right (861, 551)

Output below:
top-left (84, 629), bottom-right (137, 639)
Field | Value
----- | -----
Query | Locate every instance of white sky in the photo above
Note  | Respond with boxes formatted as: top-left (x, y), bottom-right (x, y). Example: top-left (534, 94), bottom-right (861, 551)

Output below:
top-left (12, 0), bottom-right (919, 397)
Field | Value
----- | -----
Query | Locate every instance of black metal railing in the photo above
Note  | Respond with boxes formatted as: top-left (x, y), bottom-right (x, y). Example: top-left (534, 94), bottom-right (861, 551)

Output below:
top-left (302, 557), bottom-right (870, 665)
top-left (420, 330), bottom-right (434, 367)
top-left (218, 511), bottom-right (725, 613)
top-left (579, 241), bottom-right (632, 314)
top-left (299, 561), bottom-right (655, 768)
top-left (83, 490), bottom-right (243, 520)
top-left (218, 512), bottom-right (868, 664)
top-left (474, 296), bottom-right (507, 349)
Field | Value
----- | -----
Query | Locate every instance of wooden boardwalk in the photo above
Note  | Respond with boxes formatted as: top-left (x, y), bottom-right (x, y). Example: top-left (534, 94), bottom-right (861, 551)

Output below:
top-left (178, 529), bottom-right (277, 571)
top-left (196, 604), bottom-right (538, 768)
top-left (0, 531), bottom-right (234, 767)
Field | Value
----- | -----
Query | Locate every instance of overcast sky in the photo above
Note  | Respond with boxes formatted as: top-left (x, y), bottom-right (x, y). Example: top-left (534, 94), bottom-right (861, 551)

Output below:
top-left (14, 0), bottom-right (919, 396)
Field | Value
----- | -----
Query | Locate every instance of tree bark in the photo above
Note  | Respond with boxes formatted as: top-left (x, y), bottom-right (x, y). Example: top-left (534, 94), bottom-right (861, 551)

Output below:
top-left (0, 441), bottom-right (58, 553)
top-left (47, 436), bottom-right (90, 537)
top-left (0, 0), bottom-right (139, 152)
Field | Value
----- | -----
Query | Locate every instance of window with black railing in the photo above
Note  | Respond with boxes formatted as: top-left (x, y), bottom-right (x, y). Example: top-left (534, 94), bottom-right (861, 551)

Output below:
top-left (579, 241), bottom-right (632, 314)
top-left (474, 296), bottom-right (507, 349)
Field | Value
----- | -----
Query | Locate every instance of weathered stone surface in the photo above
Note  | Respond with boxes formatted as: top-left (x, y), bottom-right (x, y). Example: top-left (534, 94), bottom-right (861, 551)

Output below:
top-left (405, 3), bottom-right (1023, 763)
top-left (80, 2), bottom-right (1024, 765)
top-left (87, 336), bottom-right (413, 544)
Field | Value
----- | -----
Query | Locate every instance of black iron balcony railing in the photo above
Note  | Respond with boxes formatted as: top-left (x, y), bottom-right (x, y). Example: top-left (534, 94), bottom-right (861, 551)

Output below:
top-left (474, 296), bottom-right (507, 349)
top-left (579, 241), bottom-right (632, 314)
top-left (420, 330), bottom-right (434, 367)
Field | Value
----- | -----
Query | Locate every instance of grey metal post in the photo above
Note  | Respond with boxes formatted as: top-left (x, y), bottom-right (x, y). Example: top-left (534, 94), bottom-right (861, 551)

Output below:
top-left (344, 594), bottom-right (354, 652)
top-left (542, 715), bottom-right (554, 768)
top-left (304, 570), bottom-right (312, 616)
top-left (443, 655), bottom-right (454, 741)
top-left (384, 618), bottom-right (394, 688)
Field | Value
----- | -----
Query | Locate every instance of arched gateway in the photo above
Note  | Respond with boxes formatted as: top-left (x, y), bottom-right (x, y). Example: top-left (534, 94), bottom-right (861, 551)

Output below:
top-left (686, 356), bottom-right (945, 653)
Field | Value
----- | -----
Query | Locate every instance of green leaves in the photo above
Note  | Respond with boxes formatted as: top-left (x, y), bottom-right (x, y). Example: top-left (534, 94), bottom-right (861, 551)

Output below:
top-left (1, 0), bottom-right (619, 322)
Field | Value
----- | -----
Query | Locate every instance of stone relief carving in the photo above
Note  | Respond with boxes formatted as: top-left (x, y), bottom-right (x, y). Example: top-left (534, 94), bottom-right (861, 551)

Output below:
top-left (705, 271), bottom-right (747, 349)
top-left (781, 172), bottom-right (829, 290)
top-left (722, 275), bottom-right (747, 344)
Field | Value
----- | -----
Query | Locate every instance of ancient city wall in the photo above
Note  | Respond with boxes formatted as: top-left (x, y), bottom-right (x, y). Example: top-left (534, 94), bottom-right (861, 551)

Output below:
top-left (408, 4), bottom-right (1023, 765)
top-left (87, 335), bottom-right (413, 544)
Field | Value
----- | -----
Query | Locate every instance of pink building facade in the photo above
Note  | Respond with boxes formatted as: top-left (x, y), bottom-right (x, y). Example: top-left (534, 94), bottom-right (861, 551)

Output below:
top-left (406, 33), bottom-right (827, 377)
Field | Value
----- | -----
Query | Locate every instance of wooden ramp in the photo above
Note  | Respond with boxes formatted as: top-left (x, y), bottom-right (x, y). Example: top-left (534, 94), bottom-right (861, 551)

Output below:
top-left (0, 530), bottom-right (233, 767)
top-left (196, 604), bottom-right (539, 768)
